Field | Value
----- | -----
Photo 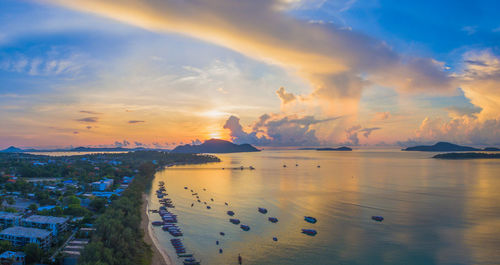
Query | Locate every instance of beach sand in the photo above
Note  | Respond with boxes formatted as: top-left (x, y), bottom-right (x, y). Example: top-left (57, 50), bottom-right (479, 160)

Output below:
top-left (142, 194), bottom-right (175, 265)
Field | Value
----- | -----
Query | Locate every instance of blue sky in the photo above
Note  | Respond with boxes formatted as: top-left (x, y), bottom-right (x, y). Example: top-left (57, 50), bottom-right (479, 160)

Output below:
top-left (0, 0), bottom-right (499, 148)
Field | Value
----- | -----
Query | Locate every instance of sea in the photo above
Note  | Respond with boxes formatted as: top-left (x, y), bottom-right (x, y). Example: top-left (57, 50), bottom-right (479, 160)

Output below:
top-left (148, 149), bottom-right (500, 265)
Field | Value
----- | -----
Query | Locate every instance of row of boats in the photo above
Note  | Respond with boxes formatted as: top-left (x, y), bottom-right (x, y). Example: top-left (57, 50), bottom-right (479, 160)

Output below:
top-left (154, 181), bottom-right (201, 265)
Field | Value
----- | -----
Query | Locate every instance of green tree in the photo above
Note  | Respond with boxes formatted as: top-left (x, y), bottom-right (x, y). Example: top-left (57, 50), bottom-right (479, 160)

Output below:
top-left (0, 240), bottom-right (12, 253)
top-left (28, 203), bottom-right (38, 212)
top-left (24, 243), bottom-right (43, 264)
top-left (6, 196), bottom-right (14, 205)
top-left (89, 198), bottom-right (106, 213)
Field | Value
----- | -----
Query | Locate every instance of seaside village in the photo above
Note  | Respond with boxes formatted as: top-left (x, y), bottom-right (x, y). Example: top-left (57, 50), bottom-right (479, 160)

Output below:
top-left (0, 153), bottom-right (137, 265)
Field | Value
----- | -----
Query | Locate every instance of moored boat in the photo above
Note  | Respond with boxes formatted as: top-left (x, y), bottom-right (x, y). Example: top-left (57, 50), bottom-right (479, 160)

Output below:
top-left (229, 218), bottom-right (240, 224)
top-left (372, 216), bottom-right (384, 222)
top-left (304, 216), bottom-right (317, 224)
top-left (258, 207), bottom-right (268, 214)
top-left (268, 217), bottom-right (278, 223)
top-left (301, 229), bottom-right (317, 236)
top-left (152, 221), bottom-right (163, 226)
top-left (227, 210), bottom-right (235, 216)
top-left (240, 224), bottom-right (250, 231)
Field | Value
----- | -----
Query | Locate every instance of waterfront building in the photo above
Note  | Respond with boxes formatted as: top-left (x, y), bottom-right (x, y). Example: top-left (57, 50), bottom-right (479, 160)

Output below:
top-left (0, 226), bottom-right (52, 249)
top-left (21, 215), bottom-right (69, 236)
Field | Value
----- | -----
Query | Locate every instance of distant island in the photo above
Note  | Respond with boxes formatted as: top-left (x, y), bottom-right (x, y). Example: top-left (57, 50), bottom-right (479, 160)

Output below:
top-left (171, 139), bottom-right (260, 153)
top-left (402, 142), bottom-right (499, 152)
top-left (433, 152), bottom-right (500, 159)
top-left (0, 145), bottom-right (168, 153)
top-left (299, 146), bottom-right (352, 151)
top-left (316, 147), bottom-right (352, 151)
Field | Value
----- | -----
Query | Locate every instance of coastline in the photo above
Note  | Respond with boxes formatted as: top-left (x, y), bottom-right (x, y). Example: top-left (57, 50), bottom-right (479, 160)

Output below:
top-left (142, 194), bottom-right (174, 265)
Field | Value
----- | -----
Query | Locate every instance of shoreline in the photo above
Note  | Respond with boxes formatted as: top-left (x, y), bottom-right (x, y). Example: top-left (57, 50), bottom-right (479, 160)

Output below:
top-left (141, 194), bottom-right (175, 265)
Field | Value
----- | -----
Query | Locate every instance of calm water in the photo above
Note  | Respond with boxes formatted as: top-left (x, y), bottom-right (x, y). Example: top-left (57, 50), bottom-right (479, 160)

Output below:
top-left (148, 150), bottom-right (500, 265)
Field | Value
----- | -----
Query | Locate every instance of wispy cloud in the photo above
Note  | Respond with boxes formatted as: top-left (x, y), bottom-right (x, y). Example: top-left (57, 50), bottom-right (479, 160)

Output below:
top-left (80, 110), bottom-right (102, 115)
top-left (76, 117), bottom-right (98, 123)
top-left (128, 120), bottom-right (145, 124)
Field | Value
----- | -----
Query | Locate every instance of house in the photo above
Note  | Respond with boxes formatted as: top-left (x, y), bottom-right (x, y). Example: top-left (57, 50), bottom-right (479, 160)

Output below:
top-left (0, 212), bottom-right (22, 229)
top-left (91, 178), bottom-right (113, 191)
top-left (0, 226), bottom-right (52, 250)
top-left (0, 251), bottom-right (26, 265)
top-left (21, 215), bottom-right (69, 236)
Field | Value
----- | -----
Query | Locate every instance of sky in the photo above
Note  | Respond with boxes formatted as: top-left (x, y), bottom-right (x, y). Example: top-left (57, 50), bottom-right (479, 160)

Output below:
top-left (0, 0), bottom-right (499, 149)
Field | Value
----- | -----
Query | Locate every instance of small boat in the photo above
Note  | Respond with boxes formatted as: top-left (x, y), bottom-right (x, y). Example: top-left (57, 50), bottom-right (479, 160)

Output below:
top-left (304, 216), bottom-right (317, 224)
top-left (191, 203), bottom-right (194, 207)
top-left (258, 207), bottom-right (268, 214)
top-left (268, 217), bottom-right (278, 223)
top-left (301, 229), bottom-right (317, 236)
top-left (220, 232), bottom-right (225, 236)
top-left (317, 165), bottom-right (320, 168)
top-left (216, 240), bottom-right (219, 245)
top-left (203, 188), bottom-right (206, 191)
top-left (206, 206), bottom-right (211, 209)
top-left (229, 218), bottom-right (240, 224)
top-left (219, 248), bottom-right (223, 253)
top-left (184, 187), bottom-right (188, 189)
top-left (183, 258), bottom-right (200, 265)
top-left (249, 166), bottom-right (255, 170)
top-left (240, 224), bottom-right (250, 231)
top-left (197, 200), bottom-right (201, 203)
top-left (227, 211), bottom-right (235, 216)
top-left (273, 237), bottom-right (278, 241)
top-left (152, 221), bottom-right (163, 226)
top-left (372, 216), bottom-right (384, 222)
top-left (211, 198), bottom-right (214, 201)
top-left (204, 202), bottom-right (207, 205)
top-left (192, 193), bottom-right (198, 195)
top-left (225, 202), bottom-right (228, 206)
top-left (295, 163), bottom-right (298, 166)
top-left (177, 253), bottom-right (193, 258)
top-left (283, 164), bottom-right (287, 168)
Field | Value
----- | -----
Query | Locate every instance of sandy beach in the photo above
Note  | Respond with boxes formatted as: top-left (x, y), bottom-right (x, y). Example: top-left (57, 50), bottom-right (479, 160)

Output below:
top-left (141, 194), bottom-right (174, 265)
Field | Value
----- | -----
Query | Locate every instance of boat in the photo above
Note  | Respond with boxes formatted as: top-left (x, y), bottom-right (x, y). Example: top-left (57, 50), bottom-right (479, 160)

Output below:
top-left (152, 221), bottom-right (163, 226)
top-left (301, 229), bottom-right (317, 236)
top-left (273, 237), bottom-right (278, 241)
top-left (229, 218), bottom-right (240, 224)
top-left (240, 224), bottom-right (250, 231)
top-left (372, 216), bottom-right (384, 222)
top-left (249, 166), bottom-right (255, 170)
top-left (317, 165), bottom-right (320, 168)
top-left (268, 217), bottom-right (278, 223)
top-left (206, 206), bottom-right (211, 209)
top-left (219, 248), bottom-right (223, 253)
top-left (177, 253), bottom-right (193, 258)
top-left (258, 207), bottom-right (268, 214)
top-left (220, 232), bottom-right (225, 236)
top-left (283, 164), bottom-right (287, 168)
top-left (183, 258), bottom-right (200, 265)
top-left (227, 210), bottom-right (235, 216)
top-left (304, 216), bottom-right (317, 224)
top-left (210, 198), bottom-right (214, 201)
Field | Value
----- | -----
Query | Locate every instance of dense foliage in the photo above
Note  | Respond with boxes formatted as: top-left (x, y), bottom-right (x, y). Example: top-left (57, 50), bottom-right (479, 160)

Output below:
top-left (76, 151), bottom-right (219, 265)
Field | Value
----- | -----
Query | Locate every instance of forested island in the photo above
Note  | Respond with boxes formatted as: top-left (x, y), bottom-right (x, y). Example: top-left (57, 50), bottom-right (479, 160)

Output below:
top-left (171, 139), bottom-right (260, 153)
top-left (433, 152), bottom-right (500, 159)
top-left (403, 142), bottom-right (499, 152)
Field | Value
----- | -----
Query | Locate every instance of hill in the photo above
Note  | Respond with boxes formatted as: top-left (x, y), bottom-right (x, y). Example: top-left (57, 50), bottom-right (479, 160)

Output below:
top-left (316, 147), bottom-right (352, 151)
top-left (171, 139), bottom-right (260, 153)
top-left (433, 152), bottom-right (500, 159)
top-left (0, 146), bottom-right (24, 153)
top-left (403, 142), bottom-right (480, 152)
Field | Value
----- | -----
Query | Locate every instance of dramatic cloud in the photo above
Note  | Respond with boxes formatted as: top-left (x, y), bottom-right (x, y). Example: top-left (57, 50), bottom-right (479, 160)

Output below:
top-left (224, 114), bottom-right (339, 146)
top-left (276, 87), bottom-right (297, 104)
top-left (128, 120), bottom-right (145, 124)
top-left (76, 117), bottom-right (98, 123)
top-left (45, 0), bottom-right (454, 118)
top-left (344, 125), bottom-right (380, 145)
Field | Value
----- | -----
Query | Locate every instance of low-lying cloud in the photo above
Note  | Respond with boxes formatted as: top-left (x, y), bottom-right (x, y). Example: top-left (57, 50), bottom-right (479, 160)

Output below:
top-left (76, 117), bottom-right (98, 123)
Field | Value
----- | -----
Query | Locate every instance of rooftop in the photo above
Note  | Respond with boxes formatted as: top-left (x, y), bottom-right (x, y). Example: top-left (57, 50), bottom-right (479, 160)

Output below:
top-left (0, 226), bottom-right (51, 238)
top-left (0, 211), bottom-right (22, 219)
top-left (23, 215), bottom-right (69, 224)
top-left (0, 251), bottom-right (25, 258)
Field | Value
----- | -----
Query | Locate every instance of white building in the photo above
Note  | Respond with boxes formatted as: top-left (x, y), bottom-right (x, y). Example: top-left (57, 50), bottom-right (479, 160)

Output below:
top-left (21, 215), bottom-right (69, 236)
top-left (0, 212), bottom-right (22, 229)
top-left (0, 226), bottom-right (52, 250)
